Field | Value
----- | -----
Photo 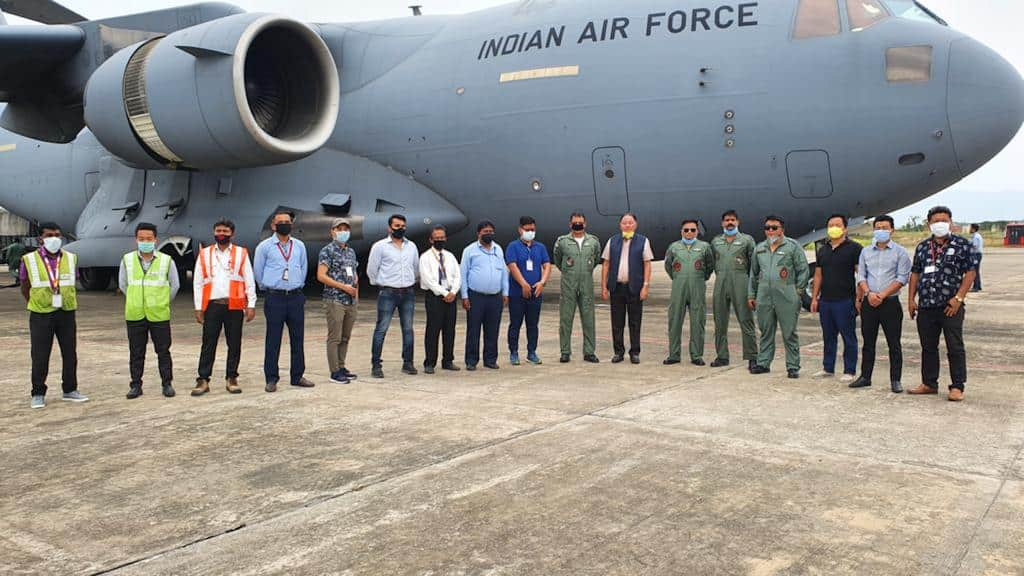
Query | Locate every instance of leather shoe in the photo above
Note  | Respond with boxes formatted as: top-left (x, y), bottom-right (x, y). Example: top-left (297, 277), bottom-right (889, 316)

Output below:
top-left (663, 358), bottom-right (680, 365)
top-left (466, 364), bottom-right (477, 371)
top-left (849, 377), bottom-right (872, 389)
top-left (424, 366), bottom-right (435, 374)
top-left (583, 355), bottom-right (600, 363)
top-left (126, 385), bottom-right (143, 399)
top-left (559, 354), bottom-right (571, 363)
top-left (401, 364), bottom-right (418, 375)
top-left (162, 383), bottom-right (176, 398)
top-left (291, 378), bottom-right (315, 388)
top-left (750, 365), bottom-right (770, 374)
top-left (787, 369), bottom-right (800, 379)
top-left (265, 381), bottom-right (278, 393)
top-left (226, 377), bottom-right (242, 394)
top-left (611, 355), bottom-right (624, 364)
top-left (710, 358), bottom-right (729, 368)
top-left (630, 355), bottom-right (640, 364)
top-left (948, 388), bottom-right (964, 402)
top-left (372, 366), bottom-right (384, 379)
top-left (748, 359), bottom-right (757, 371)
top-left (691, 359), bottom-right (706, 366)
top-left (891, 381), bottom-right (903, 394)
top-left (907, 384), bottom-right (938, 395)
top-left (442, 363), bottom-right (461, 371)
top-left (191, 379), bottom-right (210, 397)
top-left (484, 362), bottom-right (500, 370)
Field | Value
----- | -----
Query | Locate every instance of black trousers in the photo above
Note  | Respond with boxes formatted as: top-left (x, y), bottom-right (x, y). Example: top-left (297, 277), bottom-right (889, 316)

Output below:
top-left (917, 307), bottom-right (967, 390)
top-left (30, 310), bottom-right (78, 396)
top-left (610, 283), bottom-right (643, 357)
top-left (465, 291), bottom-right (502, 366)
top-left (198, 302), bottom-right (244, 380)
top-left (860, 296), bottom-right (903, 382)
top-left (424, 293), bottom-right (457, 368)
top-left (127, 319), bottom-right (173, 387)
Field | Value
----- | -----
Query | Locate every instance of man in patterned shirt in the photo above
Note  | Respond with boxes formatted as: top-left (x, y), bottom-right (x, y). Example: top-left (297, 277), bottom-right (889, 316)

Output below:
top-left (317, 218), bottom-right (359, 384)
top-left (908, 206), bottom-right (977, 402)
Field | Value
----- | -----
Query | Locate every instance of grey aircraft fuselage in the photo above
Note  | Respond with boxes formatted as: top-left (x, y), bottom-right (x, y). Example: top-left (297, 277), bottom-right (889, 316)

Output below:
top-left (0, 0), bottom-right (1022, 280)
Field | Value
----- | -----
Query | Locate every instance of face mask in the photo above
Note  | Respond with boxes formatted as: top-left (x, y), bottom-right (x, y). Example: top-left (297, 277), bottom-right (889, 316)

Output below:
top-left (480, 233), bottom-right (495, 245)
top-left (432, 240), bottom-right (447, 251)
top-left (42, 237), bottom-right (62, 253)
top-left (137, 241), bottom-right (156, 254)
top-left (622, 231), bottom-right (635, 240)
top-left (391, 228), bottom-right (406, 239)
top-left (214, 234), bottom-right (231, 246)
top-left (571, 223), bottom-right (585, 232)
top-left (275, 223), bottom-right (292, 236)
top-left (930, 222), bottom-right (950, 238)
top-left (724, 227), bottom-right (739, 237)
top-left (873, 230), bottom-right (891, 244)
top-left (334, 230), bottom-right (350, 244)
top-left (768, 235), bottom-right (782, 245)
top-left (827, 226), bottom-right (845, 240)
top-left (681, 237), bottom-right (697, 246)
top-left (521, 231), bottom-right (536, 242)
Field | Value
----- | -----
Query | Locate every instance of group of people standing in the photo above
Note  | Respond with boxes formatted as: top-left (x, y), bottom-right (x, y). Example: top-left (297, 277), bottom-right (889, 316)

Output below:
top-left (17, 204), bottom-right (979, 409)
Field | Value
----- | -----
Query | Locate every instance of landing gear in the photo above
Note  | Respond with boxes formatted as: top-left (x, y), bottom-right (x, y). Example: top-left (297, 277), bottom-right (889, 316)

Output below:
top-left (79, 267), bottom-right (114, 291)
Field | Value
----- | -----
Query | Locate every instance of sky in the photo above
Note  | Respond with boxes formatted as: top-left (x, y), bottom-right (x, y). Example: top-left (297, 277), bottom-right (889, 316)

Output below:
top-left (6, 0), bottom-right (1023, 225)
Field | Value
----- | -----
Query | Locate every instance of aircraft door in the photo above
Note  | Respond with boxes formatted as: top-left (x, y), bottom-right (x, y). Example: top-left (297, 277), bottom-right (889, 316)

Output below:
top-left (593, 147), bottom-right (630, 215)
top-left (786, 150), bottom-right (834, 198)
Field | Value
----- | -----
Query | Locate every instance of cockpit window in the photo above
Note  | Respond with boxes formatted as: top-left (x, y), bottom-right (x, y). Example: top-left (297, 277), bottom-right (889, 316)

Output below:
top-left (793, 0), bottom-right (841, 39)
top-left (883, 1), bottom-right (947, 26)
top-left (886, 46), bottom-right (933, 82)
top-left (847, 0), bottom-right (889, 31)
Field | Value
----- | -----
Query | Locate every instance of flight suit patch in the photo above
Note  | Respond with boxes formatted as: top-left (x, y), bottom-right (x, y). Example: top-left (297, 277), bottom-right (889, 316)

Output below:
top-left (780, 267), bottom-right (789, 279)
top-left (736, 256), bottom-right (745, 266)
top-left (673, 261), bottom-right (682, 272)
top-left (694, 260), bottom-right (703, 271)
top-left (566, 257), bottom-right (574, 267)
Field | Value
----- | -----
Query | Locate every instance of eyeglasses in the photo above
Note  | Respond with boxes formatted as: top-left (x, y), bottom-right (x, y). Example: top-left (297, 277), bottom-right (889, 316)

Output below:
top-left (764, 225), bottom-right (780, 231)
top-left (682, 228), bottom-right (698, 233)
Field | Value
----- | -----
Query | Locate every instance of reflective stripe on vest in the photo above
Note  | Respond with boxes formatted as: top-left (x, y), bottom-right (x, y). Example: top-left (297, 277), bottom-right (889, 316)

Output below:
top-left (124, 252), bottom-right (172, 322)
top-left (25, 251), bottom-right (77, 313)
top-left (197, 245), bottom-right (248, 311)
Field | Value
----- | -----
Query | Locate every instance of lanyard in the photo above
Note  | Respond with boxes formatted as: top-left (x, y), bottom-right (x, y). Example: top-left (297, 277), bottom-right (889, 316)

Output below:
top-left (276, 240), bottom-right (292, 263)
top-left (930, 240), bottom-right (946, 266)
top-left (214, 246), bottom-right (234, 271)
top-left (43, 253), bottom-right (61, 293)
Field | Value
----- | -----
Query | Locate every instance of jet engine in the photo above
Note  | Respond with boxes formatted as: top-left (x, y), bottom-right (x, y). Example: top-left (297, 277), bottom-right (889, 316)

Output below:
top-left (83, 13), bottom-right (340, 170)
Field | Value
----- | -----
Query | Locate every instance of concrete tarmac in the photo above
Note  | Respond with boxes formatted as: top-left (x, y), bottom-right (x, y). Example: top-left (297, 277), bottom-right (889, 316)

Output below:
top-left (1, 249), bottom-right (1022, 575)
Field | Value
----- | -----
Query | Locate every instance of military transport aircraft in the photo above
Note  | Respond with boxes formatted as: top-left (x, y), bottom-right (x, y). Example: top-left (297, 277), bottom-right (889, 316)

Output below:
top-left (0, 0), bottom-right (1021, 288)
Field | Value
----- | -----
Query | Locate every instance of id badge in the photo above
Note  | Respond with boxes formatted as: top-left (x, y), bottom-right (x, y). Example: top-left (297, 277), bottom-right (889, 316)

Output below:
top-left (924, 265), bottom-right (937, 275)
top-left (282, 268), bottom-right (290, 281)
top-left (344, 266), bottom-right (353, 278)
top-left (51, 293), bottom-right (63, 309)
top-left (525, 259), bottom-right (534, 272)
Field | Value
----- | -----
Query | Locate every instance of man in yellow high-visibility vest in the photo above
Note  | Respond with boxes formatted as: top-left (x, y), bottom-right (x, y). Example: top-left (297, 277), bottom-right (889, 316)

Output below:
top-left (20, 222), bottom-right (89, 409)
top-left (119, 222), bottom-right (180, 399)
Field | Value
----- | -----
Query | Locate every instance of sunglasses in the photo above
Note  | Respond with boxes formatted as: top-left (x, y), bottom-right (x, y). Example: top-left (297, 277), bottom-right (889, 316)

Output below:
top-left (764, 225), bottom-right (781, 231)
top-left (682, 228), bottom-right (698, 233)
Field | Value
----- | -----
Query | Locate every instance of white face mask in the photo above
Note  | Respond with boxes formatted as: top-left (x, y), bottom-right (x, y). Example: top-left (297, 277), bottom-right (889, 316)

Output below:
top-left (42, 237), bottom-right (62, 253)
top-left (930, 222), bottom-right (951, 238)
top-left (521, 230), bottom-right (536, 242)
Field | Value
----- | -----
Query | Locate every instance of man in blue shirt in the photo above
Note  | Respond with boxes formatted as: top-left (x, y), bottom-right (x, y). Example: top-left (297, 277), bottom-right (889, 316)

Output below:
top-left (970, 223), bottom-right (984, 292)
top-left (461, 221), bottom-right (509, 370)
top-left (253, 210), bottom-right (314, 392)
top-left (505, 216), bottom-right (551, 366)
top-left (366, 214), bottom-right (420, 379)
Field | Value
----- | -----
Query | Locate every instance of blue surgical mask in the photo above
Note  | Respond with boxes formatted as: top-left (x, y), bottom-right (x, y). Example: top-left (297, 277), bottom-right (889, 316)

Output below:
top-left (724, 227), bottom-right (739, 237)
top-left (873, 230), bottom-right (891, 244)
top-left (335, 230), bottom-right (350, 244)
top-left (682, 237), bottom-right (697, 245)
top-left (137, 241), bottom-right (156, 254)
top-left (521, 230), bottom-right (536, 242)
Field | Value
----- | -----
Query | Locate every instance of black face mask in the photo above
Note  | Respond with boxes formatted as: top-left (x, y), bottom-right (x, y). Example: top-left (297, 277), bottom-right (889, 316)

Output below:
top-left (275, 223), bottom-right (292, 236)
top-left (214, 234), bottom-right (232, 246)
top-left (571, 223), bottom-right (585, 232)
top-left (432, 240), bottom-right (447, 251)
top-left (480, 233), bottom-right (495, 245)
top-left (392, 228), bottom-right (406, 239)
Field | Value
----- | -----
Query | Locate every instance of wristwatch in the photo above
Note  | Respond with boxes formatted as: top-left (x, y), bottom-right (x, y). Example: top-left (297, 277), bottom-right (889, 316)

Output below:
top-left (954, 295), bottom-right (965, 303)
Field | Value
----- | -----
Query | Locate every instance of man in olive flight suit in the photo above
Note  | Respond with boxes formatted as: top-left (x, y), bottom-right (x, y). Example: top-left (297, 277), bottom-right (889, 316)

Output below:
top-left (552, 212), bottom-right (602, 364)
top-left (749, 215), bottom-right (811, 379)
top-left (711, 210), bottom-right (758, 370)
top-left (664, 219), bottom-right (715, 366)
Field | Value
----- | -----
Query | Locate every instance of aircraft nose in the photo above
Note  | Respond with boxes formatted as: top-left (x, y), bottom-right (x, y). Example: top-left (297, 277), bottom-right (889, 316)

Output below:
top-left (947, 37), bottom-right (1024, 178)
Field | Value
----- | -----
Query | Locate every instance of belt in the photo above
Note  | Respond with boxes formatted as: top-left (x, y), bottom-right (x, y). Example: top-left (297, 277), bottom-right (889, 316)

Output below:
top-left (209, 298), bottom-right (230, 305)
top-left (469, 289), bottom-right (501, 297)
top-left (265, 288), bottom-right (303, 296)
top-left (382, 286), bottom-right (415, 293)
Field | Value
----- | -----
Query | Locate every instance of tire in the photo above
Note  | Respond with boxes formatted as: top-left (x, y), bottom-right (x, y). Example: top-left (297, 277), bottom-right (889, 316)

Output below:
top-left (79, 267), bottom-right (114, 291)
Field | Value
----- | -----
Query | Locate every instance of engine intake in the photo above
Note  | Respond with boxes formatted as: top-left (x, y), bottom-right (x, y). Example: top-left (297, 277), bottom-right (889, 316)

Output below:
top-left (84, 14), bottom-right (340, 170)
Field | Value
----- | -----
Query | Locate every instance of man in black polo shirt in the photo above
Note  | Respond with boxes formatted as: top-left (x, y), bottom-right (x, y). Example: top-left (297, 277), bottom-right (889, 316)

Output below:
top-left (811, 214), bottom-right (862, 382)
top-left (908, 206), bottom-right (977, 402)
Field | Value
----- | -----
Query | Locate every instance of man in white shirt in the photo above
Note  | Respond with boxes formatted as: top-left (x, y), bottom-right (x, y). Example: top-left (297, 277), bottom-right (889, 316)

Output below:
top-left (192, 219), bottom-right (257, 396)
top-left (419, 225), bottom-right (462, 374)
top-left (970, 223), bottom-right (984, 292)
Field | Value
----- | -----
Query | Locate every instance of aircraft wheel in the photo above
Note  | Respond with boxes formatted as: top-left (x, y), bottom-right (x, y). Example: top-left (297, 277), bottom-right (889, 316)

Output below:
top-left (79, 267), bottom-right (114, 291)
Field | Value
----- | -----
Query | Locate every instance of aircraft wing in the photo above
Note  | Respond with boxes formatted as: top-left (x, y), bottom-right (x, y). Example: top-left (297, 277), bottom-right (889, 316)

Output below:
top-left (0, 25), bottom-right (85, 100)
top-left (0, 0), bottom-right (85, 24)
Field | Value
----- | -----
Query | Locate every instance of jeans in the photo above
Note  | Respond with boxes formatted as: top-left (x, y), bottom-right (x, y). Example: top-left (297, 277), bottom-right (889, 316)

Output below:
top-left (819, 298), bottom-right (858, 374)
top-left (371, 287), bottom-right (415, 367)
top-left (466, 290), bottom-right (502, 366)
top-left (507, 294), bottom-right (542, 356)
top-left (973, 254), bottom-right (982, 291)
top-left (264, 292), bottom-right (306, 384)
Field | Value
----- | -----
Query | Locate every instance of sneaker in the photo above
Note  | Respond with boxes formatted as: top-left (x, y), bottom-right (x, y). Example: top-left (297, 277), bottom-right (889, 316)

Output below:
top-left (330, 370), bottom-right (351, 384)
top-left (526, 353), bottom-right (542, 365)
top-left (372, 366), bottom-right (384, 379)
top-left (813, 370), bottom-right (834, 379)
top-left (510, 353), bottom-right (521, 366)
top-left (62, 390), bottom-right (89, 402)
top-left (31, 395), bottom-right (45, 409)
top-left (839, 374), bottom-right (856, 383)
top-left (341, 368), bottom-right (358, 380)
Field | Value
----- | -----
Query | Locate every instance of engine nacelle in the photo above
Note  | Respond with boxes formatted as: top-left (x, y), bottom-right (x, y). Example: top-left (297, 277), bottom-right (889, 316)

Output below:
top-left (84, 13), bottom-right (340, 170)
